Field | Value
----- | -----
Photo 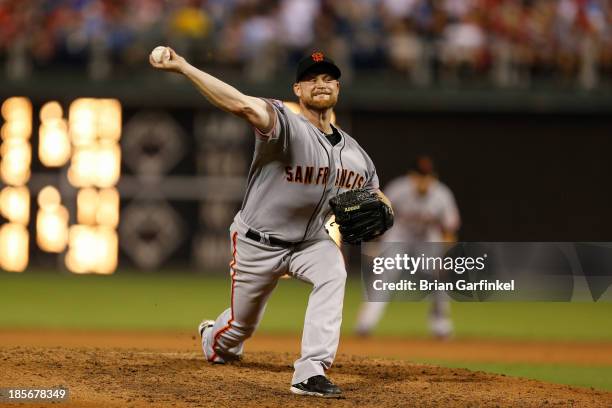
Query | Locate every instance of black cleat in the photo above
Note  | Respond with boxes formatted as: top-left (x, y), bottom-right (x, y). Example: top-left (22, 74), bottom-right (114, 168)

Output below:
top-left (290, 375), bottom-right (342, 398)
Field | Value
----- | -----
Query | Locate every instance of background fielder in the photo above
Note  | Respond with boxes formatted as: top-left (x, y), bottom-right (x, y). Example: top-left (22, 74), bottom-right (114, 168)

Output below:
top-left (356, 155), bottom-right (460, 338)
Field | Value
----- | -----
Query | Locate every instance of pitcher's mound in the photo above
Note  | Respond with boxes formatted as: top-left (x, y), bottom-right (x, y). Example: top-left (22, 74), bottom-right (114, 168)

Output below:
top-left (1, 347), bottom-right (610, 407)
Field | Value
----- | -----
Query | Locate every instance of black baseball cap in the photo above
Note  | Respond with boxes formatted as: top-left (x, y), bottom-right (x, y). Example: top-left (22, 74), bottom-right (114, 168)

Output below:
top-left (295, 51), bottom-right (341, 82)
top-left (413, 155), bottom-right (435, 176)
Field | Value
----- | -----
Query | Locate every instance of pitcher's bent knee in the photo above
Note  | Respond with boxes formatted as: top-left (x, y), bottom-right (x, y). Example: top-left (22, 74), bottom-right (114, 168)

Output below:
top-left (213, 321), bottom-right (256, 351)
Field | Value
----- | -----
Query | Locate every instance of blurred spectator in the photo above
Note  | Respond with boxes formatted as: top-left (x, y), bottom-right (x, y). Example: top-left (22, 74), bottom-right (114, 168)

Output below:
top-left (439, 11), bottom-right (487, 82)
top-left (278, 0), bottom-right (320, 62)
top-left (386, 20), bottom-right (429, 84)
top-left (241, 0), bottom-right (280, 81)
top-left (0, 0), bottom-right (611, 89)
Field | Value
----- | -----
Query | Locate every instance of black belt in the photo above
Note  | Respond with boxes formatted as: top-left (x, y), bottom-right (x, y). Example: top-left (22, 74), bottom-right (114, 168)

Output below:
top-left (246, 229), bottom-right (298, 248)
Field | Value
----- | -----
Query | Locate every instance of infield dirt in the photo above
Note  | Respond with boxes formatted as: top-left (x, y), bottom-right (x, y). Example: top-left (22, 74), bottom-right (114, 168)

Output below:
top-left (1, 330), bottom-right (611, 407)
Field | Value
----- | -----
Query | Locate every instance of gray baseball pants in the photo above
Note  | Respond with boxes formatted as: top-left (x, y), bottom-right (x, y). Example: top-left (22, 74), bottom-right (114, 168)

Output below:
top-left (201, 215), bottom-right (347, 385)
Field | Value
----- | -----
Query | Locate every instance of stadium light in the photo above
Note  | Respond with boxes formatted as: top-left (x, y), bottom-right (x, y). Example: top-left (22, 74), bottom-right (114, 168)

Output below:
top-left (0, 138), bottom-right (31, 185)
top-left (1, 97), bottom-right (32, 123)
top-left (39, 104), bottom-right (71, 167)
top-left (68, 99), bottom-right (122, 189)
top-left (1, 97), bottom-right (121, 274)
top-left (0, 186), bottom-right (30, 224)
top-left (65, 225), bottom-right (97, 274)
top-left (39, 101), bottom-right (63, 122)
top-left (69, 98), bottom-right (97, 146)
top-left (77, 188), bottom-right (98, 225)
top-left (36, 206), bottom-right (69, 253)
top-left (65, 97), bottom-right (122, 274)
top-left (36, 186), bottom-right (69, 253)
top-left (95, 142), bottom-right (121, 188)
top-left (38, 185), bottom-right (61, 210)
top-left (0, 98), bottom-right (32, 187)
top-left (1, 97), bottom-right (32, 141)
top-left (1, 120), bottom-right (32, 140)
top-left (65, 225), bottom-right (117, 274)
top-left (96, 188), bottom-right (120, 228)
top-left (0, 223), bottom-right (29, 272)
top-left (94, 226), bottom-right (118, 274)
top-left (67, 146), bottom-right (97, 188)
top-left (0, 97), bottom-right (32, 273)
top-left (97, 99), bottom-right (122, 141)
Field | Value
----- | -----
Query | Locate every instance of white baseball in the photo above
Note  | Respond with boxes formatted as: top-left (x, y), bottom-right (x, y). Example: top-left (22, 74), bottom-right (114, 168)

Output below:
top-left (150, 46), bottom-right (170, 63)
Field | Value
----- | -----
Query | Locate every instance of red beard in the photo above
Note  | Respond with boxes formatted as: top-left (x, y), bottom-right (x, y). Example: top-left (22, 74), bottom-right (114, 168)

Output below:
top-left (305, 93), bottom-right (338, 110)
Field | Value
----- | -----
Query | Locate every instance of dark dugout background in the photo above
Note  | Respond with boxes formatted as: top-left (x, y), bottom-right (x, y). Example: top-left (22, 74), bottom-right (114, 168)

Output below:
top-left (352, 111), bottom-right (612, 242)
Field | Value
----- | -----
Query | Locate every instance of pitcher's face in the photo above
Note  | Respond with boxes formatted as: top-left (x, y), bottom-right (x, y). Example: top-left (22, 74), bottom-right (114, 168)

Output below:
top-left (294, 73), bottom-right (340, 110)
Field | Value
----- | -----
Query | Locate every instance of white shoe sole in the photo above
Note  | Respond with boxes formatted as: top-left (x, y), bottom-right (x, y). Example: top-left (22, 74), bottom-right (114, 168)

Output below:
top-left (290, 386), bottom-right (342, 398)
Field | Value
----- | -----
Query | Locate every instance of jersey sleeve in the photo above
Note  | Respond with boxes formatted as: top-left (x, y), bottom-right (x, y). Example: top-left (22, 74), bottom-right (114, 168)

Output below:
top-left (362, 151), bottom-right (380, 192)
top-left (253, 98), bottom-right (291, 151)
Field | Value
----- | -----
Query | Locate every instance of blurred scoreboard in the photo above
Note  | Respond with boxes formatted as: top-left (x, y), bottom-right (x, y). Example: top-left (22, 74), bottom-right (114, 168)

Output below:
top-left (0, 96), bottom-right (252, 274)
top-left (0, 97), bottom-right (121, 273)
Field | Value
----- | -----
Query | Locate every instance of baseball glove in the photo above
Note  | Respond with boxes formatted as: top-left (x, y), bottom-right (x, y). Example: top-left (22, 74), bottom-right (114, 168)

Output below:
top-left (328, 189), bottom-right (394, 245)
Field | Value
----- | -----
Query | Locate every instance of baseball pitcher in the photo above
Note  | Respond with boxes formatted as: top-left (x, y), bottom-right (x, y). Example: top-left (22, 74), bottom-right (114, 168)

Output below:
top-left (150, 48), bottom-right (392, 397)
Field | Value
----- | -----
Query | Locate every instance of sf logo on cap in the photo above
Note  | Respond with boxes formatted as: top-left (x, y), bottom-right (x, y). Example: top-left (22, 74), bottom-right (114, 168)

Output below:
top-left (311, 52), bottom-right (324, 62)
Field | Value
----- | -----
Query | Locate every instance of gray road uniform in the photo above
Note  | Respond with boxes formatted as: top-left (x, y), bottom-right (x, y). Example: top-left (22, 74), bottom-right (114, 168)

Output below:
top-left (201, 99), bottom-right (379, 385)
top-left (356, 176), bottom-right (460, 335)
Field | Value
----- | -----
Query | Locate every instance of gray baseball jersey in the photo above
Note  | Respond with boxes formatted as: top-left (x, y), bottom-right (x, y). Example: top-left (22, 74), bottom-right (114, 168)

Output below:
top-left (240, 99), bottom-right (379, 242)
top-left (201, 99), bottom-right (379, 386)
top-left (383, 176), bottom-right (460, 243)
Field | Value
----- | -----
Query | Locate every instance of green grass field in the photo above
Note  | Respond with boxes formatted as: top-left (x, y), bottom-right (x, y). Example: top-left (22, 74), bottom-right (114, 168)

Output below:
top-left (414, 361), bottom-right (612, 392)
top-left (1, 270), bottom-right (611, 391)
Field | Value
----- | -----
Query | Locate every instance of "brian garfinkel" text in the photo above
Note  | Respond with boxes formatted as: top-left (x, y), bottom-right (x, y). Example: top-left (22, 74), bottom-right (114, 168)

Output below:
top-left (372, 279), bottom-right (515, 291)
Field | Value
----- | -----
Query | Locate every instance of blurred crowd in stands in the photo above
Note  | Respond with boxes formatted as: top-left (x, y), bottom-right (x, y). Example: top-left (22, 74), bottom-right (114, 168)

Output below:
top-left (1, 0), bottom-right (610, 88)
